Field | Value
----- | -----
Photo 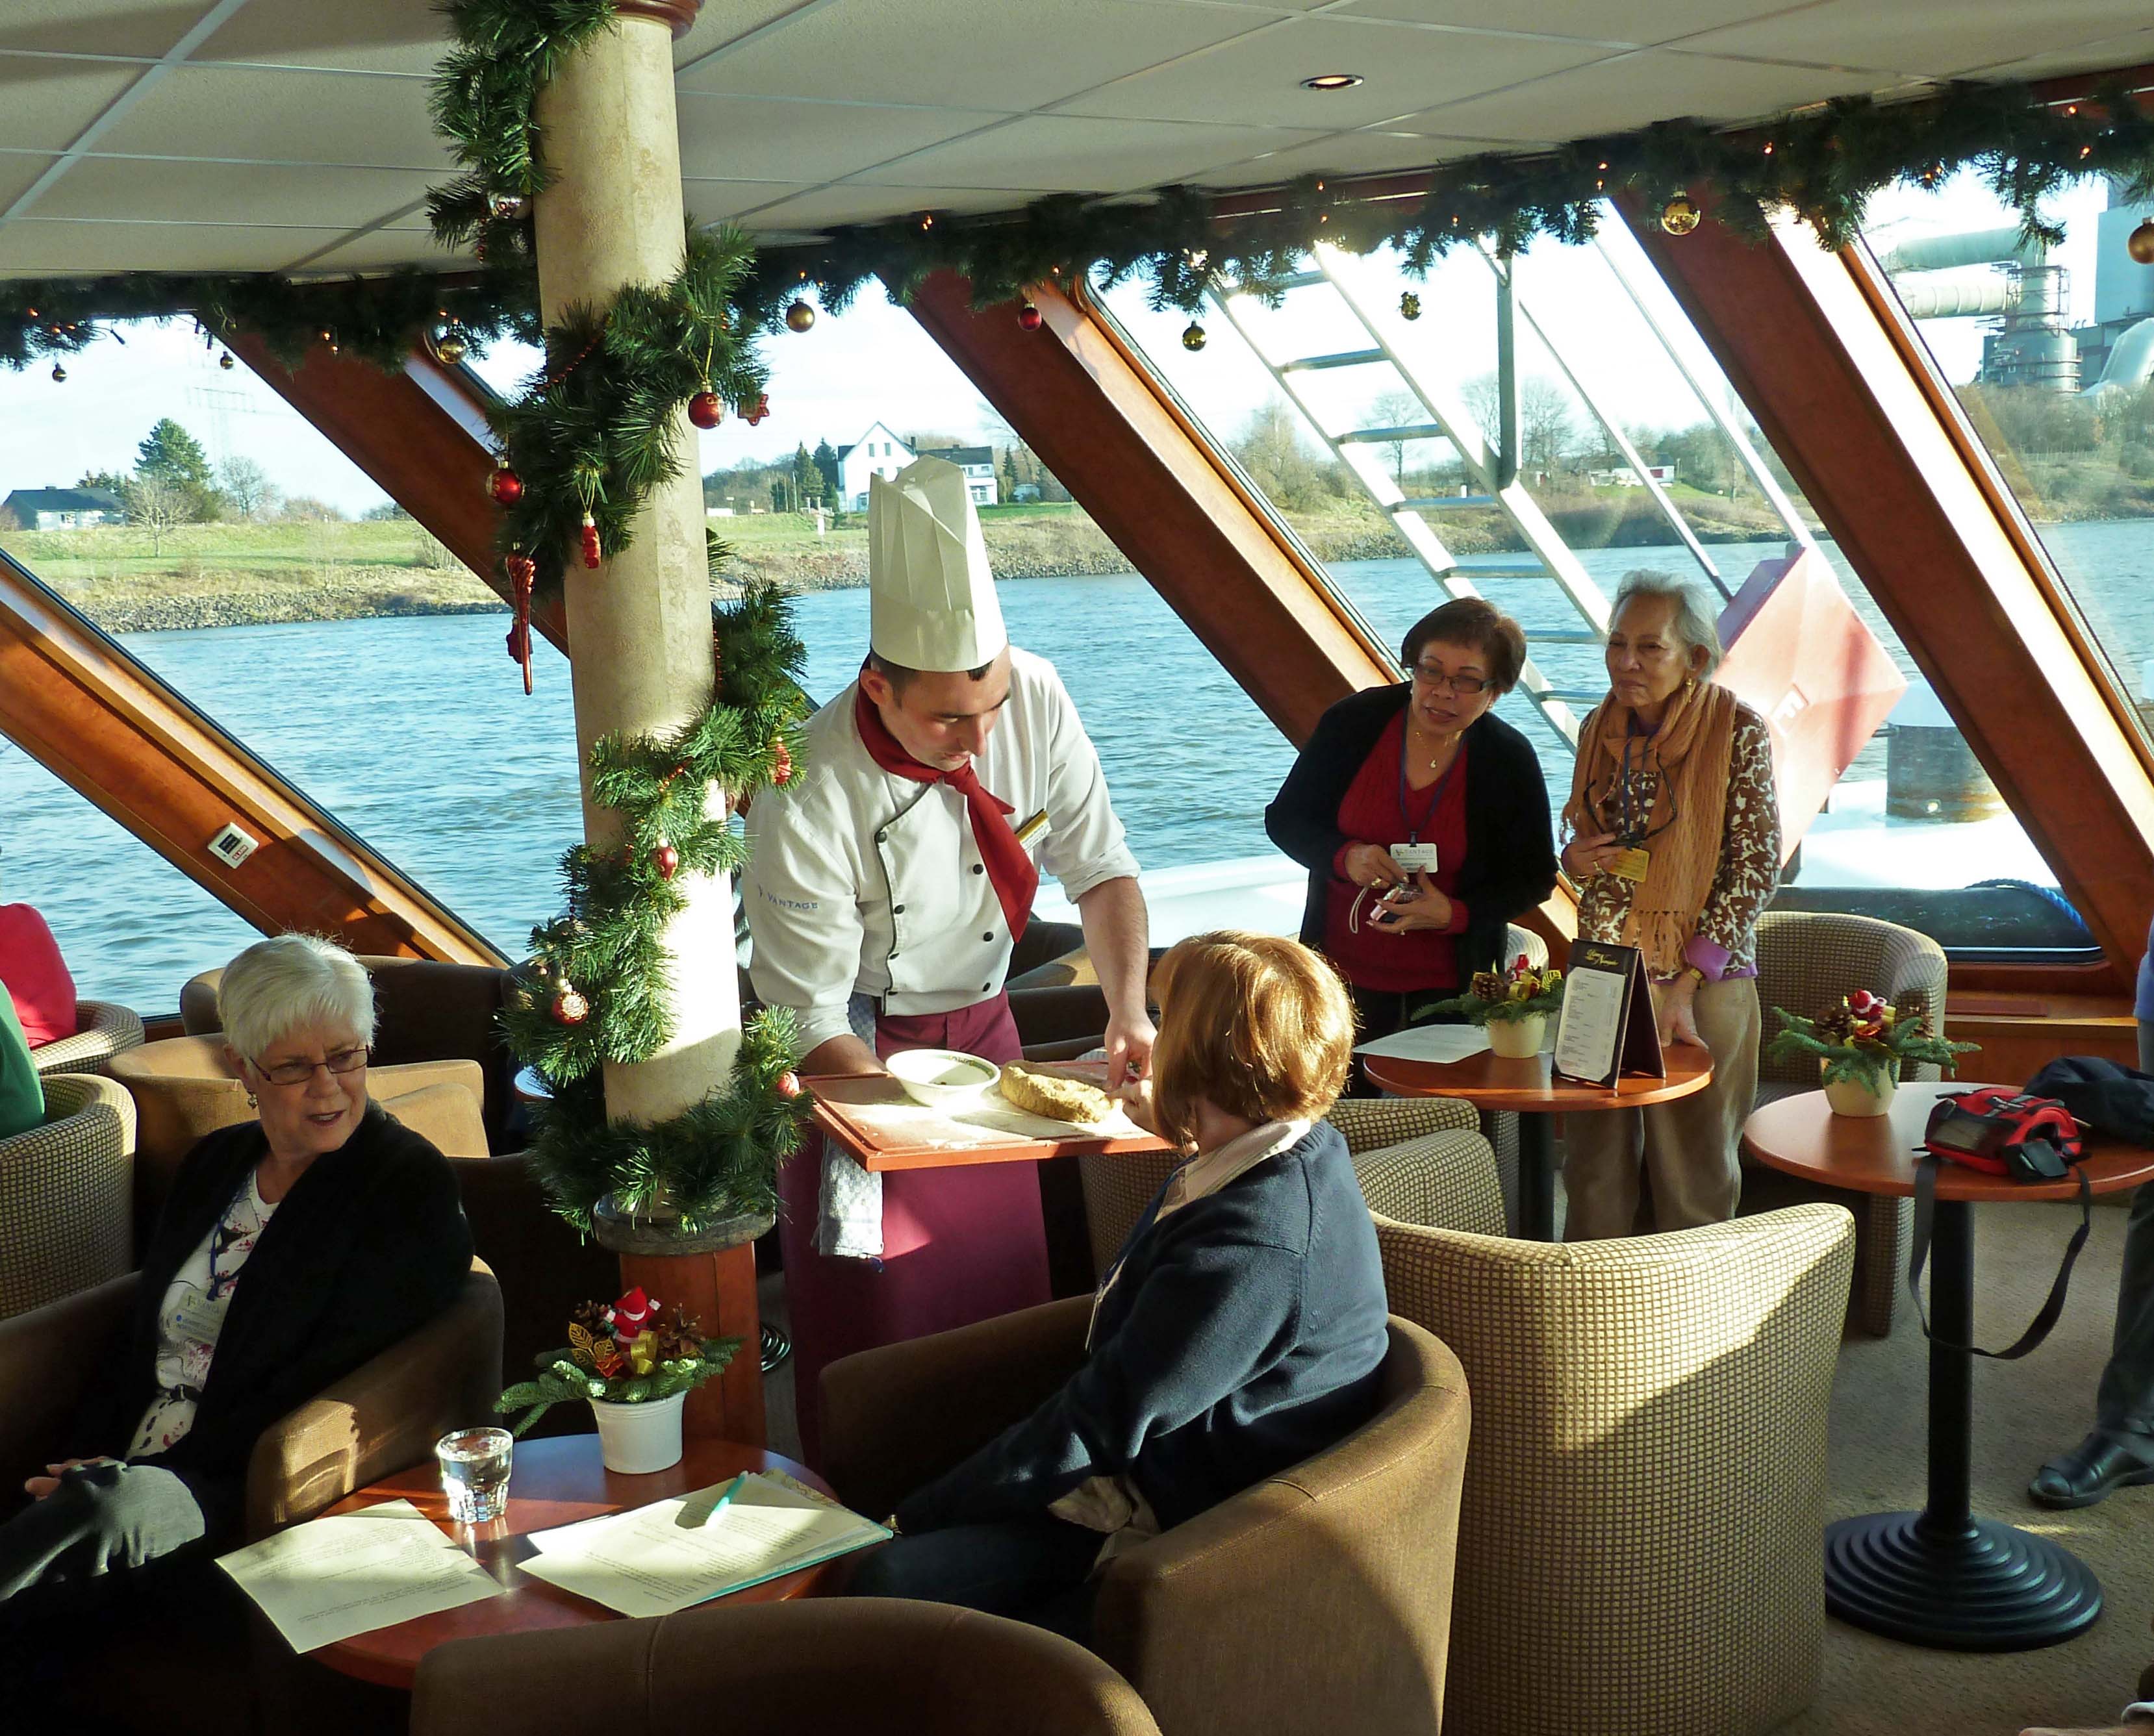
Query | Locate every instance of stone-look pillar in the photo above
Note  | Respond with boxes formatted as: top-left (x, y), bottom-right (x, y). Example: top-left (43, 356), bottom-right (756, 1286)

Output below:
top-left (531, 0), bottom-right (764, 1446)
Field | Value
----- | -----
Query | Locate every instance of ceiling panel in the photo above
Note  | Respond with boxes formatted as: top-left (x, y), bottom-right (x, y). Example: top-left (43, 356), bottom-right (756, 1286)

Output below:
top-left (298, 227), bottom-right (472, 272)
top-left (674, 1), bottom-right (853, 69)
top-left (194, 0), bottom-right (446, 75)
top-left (850, 115), bottom-right (1330, 194)
top-left (1677, 0), bottom-right (2154, 78)
top-left (0, 58), bottom-right (145, 155)
top-left (1184, 127), bottom-right (1527, 185)
top-left (1962, 25), bottom-right (2154, 82)
top-left (36, 157), bottom-right (438, 228)
top-left (1059, 15), bottom-right (1617, 127)
top-left (677, 94), bottom-right (1006, 183)
top-left (0, 1), bottom-right (203, 60)
top-left (0, 154), bottom-right (62, 212)
top-left (90, 64), bottom-right (448, 169)
top-left (0, 218), bottom-right (361, 275)
top-left (1394, 47), bottom-right (1906, 141)
top-left (1332, 0), bottom-right (1822, 45)
top-left (733, 183), bottom-right (1060, 232)
top-left (674, 0), bottom-right (1276, 111)
top-left (685, 179), bottom-right (817, 223)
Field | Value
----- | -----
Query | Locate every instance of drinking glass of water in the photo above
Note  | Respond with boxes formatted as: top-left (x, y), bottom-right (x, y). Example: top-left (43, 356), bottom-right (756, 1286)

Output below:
top-left (435, 1427), bottom-right (513, 1524)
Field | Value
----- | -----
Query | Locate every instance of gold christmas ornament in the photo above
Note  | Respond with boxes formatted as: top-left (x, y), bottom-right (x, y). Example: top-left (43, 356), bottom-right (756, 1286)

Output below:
top-left (1182, 321), bottom-right (1208, 352)
top-left (49, 363), bottom-right (65, 383)
top-left (2129, 218), bottom-right (2154, 266)
top-left (1660, 194), bottom-right (1702, 236)
top-left (429, 321), bottom-right (469, 366)
top-left (218, 351), bottom-right (235, 370)
top-left (1399, 291), bottom-right (1422, 321)
top-left (785, 299), bottom-right (817, 333)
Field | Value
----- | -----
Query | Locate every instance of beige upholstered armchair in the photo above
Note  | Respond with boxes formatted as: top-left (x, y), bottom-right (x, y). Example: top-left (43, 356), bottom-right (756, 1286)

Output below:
top-left (0, 1072), bottom-right (136, 1319)
top-left (1076, 1096), bottom-right (1499, 1283)
top-left (822, 1304), bottom-right (1469, 1736)
top-left (31, 998), bottom-right (146, 1077)
top-left (413, 1600), bottom-right (1163, 1736)
top-left (1375, 1202), bottom-right (1855, 1736)
top-left (1752, 909), bottom-right (1949, 1335)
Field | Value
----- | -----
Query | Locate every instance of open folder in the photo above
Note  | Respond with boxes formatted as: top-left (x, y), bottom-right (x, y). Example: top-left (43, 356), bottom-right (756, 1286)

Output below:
top-left (518, 1470), bottom-right (891, 1618)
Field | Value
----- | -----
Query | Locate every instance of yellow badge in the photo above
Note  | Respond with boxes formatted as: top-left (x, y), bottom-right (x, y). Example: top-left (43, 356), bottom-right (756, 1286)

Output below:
top-left (1610, 846), bottom-right (1651, 883)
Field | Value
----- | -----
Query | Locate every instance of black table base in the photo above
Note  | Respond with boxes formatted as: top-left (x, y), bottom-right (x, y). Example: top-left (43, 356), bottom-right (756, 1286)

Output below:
top-left (1825, 1511), bottom-right (2101, 1650)
top-left (1518, 1113), bottom-right (1554, 1240)
top-left (1825, 1194), bottom-right (2104, 1651)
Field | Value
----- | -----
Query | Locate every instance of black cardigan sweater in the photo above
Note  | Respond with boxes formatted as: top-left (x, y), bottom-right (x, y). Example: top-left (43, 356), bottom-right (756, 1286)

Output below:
top-left (1265, 685), bottom-right (1558, 987)
top-left (74, 1103), bottom-right (472, 1541)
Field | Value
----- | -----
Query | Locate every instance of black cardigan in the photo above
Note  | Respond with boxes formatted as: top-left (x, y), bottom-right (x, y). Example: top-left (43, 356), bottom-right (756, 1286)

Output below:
top-left (1265, 686), bottom-right (1558, 987)
top-left (75, 1103), bottom-right (473, 1540)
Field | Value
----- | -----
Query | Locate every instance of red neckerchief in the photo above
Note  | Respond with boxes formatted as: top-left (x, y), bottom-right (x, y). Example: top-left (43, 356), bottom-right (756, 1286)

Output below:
top-left (854, 688), bottom-right (1036, 942)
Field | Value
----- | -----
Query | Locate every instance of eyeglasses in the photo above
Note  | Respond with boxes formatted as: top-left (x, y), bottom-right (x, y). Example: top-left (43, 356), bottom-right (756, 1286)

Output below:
top-left (1410, 665), bottom-right (1490, 696)
top-left (255, 1045), bottom-right (370, 1087)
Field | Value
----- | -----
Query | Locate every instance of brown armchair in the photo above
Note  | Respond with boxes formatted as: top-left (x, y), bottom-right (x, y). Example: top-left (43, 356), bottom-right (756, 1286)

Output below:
top-left (412, 1598), bottom-right (1161, 1736)
top-left (0, 1072), bottom-right (136, 1320)
top-left (822, 1301), bottom-right (1469, 1736)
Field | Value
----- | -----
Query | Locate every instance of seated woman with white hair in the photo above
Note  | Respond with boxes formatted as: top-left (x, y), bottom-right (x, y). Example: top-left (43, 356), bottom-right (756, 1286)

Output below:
top-left (0, 934), bottom-right (472, 1626)
top-left (1558, 570), bottom-right (1780, 1239)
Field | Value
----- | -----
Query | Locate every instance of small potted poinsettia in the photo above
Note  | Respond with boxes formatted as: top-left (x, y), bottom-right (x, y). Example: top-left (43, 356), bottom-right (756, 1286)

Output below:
top-left (1425, 954), bottom-right (1566, 1058)
top-left (496, 1287), bottom-right (738, 1473)
top-left (1765, 988), bottom-right (1977, 1117)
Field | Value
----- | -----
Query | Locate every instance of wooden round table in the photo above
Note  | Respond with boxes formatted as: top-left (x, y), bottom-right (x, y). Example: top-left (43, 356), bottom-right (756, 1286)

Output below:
top-left (1363, 1046), bottom-right (1714, 1239)
top-left (314, 1435), bottom-right (841, 1689)
top-left (1744, 1083), bottom-right (2154, 1652)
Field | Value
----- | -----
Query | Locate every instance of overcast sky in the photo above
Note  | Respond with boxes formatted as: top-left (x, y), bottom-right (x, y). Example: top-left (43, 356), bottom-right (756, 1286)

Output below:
top-left (0, 173), bottom-right (2125, 520)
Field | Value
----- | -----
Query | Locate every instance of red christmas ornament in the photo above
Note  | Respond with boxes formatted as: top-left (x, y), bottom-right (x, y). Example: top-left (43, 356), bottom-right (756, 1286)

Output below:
top-left (579, 510), bottom-right (601, 568)
top-left (744, 393), bottom-right (769, 426)
top-left (488, 460), bottom-right (524, 506)
top-left (1017, 301), bottom-right (1043, 331)
top-left (688, 390), bottom-right (723, 429)
top-left (503, 551), bottom-right (537, 695)
top-left (770, 739), bottom-right (793, 786)
top-left (777, 1071), bottom-right (802, 1100)
top-left (653, 840), bottom-right (679, 880)
top-left (550, 982), bottom-right (589, 1025)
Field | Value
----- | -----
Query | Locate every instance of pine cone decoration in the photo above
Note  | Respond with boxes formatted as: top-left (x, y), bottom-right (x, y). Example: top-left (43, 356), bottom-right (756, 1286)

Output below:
top-left (1471, 971), bottom-right (1506, 1003)
top-left (1813, 1005), bottom-right (1856, 1044)
top-left (570, 1300), bottom-right (611, 1335)
top-left (1894, 989), bottom-right (1929, 1030)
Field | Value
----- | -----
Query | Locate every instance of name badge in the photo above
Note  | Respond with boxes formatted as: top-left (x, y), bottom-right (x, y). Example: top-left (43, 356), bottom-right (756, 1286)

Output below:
top-left (1609, 846), bottom-right (1651, 883)
top-left (172, 1292), bottom-right (224, 1349)
top-left (1391, 842), bottom-right (1439, 874)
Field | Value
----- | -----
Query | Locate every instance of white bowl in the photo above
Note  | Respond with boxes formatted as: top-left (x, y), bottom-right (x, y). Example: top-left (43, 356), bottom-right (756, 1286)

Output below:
top-left (885, 1048), bottom-right (1002, 1110)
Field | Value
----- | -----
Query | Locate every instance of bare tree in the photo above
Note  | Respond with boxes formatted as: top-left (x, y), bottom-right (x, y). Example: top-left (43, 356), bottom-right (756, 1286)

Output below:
top-left (1365, 390), bottom-right (1422, 487)
top-left (123, 474), bottom-right (190, 556)
top-left (218, 455), bottom-right (279, 520)
top-left (1461, 372), bottom-right (1575, 472)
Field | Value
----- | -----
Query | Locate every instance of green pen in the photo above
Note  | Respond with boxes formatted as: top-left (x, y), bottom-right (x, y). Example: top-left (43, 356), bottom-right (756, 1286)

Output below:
top-left (709, 1471), bottom-right (750, 1516)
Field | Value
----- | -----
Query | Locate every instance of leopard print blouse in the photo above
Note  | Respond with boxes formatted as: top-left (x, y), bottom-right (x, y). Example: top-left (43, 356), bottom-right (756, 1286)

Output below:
top-left (1573, 699), bottom-right (1780, 977)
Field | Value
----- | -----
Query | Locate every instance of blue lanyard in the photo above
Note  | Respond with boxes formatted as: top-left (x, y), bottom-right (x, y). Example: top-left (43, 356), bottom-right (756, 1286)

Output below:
top-left (1619, 735), bottom-right (1640, 844)
top-left (1397, 733), bottom-right (1462, 844)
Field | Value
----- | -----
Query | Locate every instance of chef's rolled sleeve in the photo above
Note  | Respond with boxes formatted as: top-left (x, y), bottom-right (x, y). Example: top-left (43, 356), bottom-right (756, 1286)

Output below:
top-left (1035, 665), bottom-right (1140, 901)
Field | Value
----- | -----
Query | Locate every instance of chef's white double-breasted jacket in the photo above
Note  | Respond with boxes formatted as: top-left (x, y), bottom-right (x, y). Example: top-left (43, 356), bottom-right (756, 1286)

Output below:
top-left (743, 648), bottom-right (1141, 1055)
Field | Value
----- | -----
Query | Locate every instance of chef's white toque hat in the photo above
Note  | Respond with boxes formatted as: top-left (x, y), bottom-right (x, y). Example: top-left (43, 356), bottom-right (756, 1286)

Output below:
top-left (868, 455), bottom-right (1006, 672)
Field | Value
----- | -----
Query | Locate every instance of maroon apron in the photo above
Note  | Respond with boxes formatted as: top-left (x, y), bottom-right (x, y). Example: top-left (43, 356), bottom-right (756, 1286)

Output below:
top-left (778, 990), bottom-right (1050, 1468)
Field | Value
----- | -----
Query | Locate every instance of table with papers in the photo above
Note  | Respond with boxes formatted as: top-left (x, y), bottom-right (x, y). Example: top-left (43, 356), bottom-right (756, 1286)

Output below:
top-left (248, 1435), bottom-right (859, 1690)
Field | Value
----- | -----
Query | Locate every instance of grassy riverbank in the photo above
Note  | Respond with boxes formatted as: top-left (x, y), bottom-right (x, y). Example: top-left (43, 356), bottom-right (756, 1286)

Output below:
top-left (5, 486), bottom-right (1805, 633)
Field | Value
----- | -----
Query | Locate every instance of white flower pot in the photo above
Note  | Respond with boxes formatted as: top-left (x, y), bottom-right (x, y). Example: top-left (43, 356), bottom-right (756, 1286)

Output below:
top-left (590, 1389), bottom-right (687, 1474)
top-left (1822, 1061), bottom-right (1896, 1118)
top-left (1487, 1014), bottom-right (1547, 1059)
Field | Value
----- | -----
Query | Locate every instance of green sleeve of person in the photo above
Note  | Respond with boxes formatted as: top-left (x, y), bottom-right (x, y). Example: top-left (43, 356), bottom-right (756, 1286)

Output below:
top-left (0, 994), bottom-right (45, 1139)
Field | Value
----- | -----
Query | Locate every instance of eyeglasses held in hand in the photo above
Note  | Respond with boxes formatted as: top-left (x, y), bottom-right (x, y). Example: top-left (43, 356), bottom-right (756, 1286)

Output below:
top-left (255, 1046), bottom-right (371, 1086)
top-left (1410, 665), bottom-right (1489, 696)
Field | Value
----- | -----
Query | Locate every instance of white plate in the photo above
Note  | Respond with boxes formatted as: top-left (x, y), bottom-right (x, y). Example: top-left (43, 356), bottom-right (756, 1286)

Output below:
top-left (885, 1047), bottom-right (1002, 1110)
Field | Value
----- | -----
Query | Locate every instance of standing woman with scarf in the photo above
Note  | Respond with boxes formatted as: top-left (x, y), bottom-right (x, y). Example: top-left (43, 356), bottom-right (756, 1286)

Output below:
top-left (1558, 572), bottom-right (1780, 1239)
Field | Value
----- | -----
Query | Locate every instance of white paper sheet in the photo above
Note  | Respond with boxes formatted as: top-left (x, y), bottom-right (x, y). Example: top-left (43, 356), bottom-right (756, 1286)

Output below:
top-left (1553, 966), bottom-right (1626, 1083)
top-left (1353, 1024), bottom-right (1493, 1064)
top-left (216, 1498), bottom-right (502, 1653)
top-left (518, 1472), bottom-right (889, 1618)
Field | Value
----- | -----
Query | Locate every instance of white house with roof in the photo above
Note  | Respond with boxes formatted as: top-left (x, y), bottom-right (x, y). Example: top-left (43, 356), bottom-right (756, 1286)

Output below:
top-left (4, 485), bottom-right (124, 529)
top-left (837, 423), bottom-right (998, 512)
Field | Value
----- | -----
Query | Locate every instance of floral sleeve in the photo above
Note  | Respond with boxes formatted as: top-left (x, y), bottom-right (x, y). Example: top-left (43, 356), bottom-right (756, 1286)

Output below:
top-left (1690, 706), bottom-right (1779, 974)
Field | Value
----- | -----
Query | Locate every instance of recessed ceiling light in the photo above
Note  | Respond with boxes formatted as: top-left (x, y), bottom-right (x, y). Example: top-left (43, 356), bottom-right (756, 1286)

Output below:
top-left (1300, 73), bottom-right (1363, 92)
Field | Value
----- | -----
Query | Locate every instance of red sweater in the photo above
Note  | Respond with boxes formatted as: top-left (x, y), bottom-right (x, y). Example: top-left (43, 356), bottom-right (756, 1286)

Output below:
top-left (1321, 718), bottom-right (1470, 994)
top-left (0, 903), bottom-right (77, 1048)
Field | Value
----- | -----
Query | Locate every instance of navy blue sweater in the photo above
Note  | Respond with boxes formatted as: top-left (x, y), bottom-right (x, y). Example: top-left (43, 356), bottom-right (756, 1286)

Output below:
top-left (895, 1120), bottom-right (1389, 1537)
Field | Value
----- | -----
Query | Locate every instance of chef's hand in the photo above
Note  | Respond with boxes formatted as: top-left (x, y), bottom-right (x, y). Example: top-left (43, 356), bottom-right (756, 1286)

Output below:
top-left (1369, 870), bottom-right (1453, 933)
top-left (1651, 974), bottom-right (1706, 1049)
top-left (1117, 1076), bottom-right (1159, 1137)
top-left (25, 1457), bottom-right (113, 1500)
top-left (1562, 830), bottom-right (1621, 880)
top-left (1103, 1007), bottom-right (1156, 1090)
top-left (1341, 843), bottom-right (1406, 891)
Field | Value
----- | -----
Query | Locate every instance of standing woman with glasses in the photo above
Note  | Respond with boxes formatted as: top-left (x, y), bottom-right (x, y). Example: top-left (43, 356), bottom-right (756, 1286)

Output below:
top-left (0, 935), bottom-right (471, 1654)
top-left (1558, 571), bottom-right (1780, 1239)
top-left (1267, 598), bottom-right (1558, 1055)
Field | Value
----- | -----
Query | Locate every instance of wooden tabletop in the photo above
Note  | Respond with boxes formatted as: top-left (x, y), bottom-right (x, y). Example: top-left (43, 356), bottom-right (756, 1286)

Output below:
top-left (808, 1064), bottom-right (1172, 1172)
top-left (313, 1435), bottom-right (837, 1690)
top-left (1361, 1044), bottom-right (1715, 1113)
top-left (1743, 1083), bottom-right (2154, 1201)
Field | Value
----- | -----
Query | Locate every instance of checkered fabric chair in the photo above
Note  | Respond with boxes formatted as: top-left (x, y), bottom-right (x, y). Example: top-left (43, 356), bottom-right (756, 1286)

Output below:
top-left (1076, 1098), bottom-right (1500, 1283)
top-left (31, 1000), bottom-right (146, 1077)
top-left (0, 1072), bottom-right (136, 1319)
top-left (1751, 909), bottom-right (1948, 1335)
top-left (1375, 1202), bottom-right (1855, 1736)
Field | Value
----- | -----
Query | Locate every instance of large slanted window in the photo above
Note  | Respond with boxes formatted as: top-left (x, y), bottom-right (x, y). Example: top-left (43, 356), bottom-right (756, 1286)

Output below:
top-left (1085, 213), bottom-right (2101, 963)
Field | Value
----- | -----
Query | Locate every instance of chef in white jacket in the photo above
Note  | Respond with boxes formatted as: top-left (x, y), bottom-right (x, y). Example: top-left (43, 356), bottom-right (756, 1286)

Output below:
top-left (745, 455), bottom-right (1150, 1465)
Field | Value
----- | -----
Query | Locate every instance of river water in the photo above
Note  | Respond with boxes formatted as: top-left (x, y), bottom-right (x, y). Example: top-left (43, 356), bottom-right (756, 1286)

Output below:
top-left (5, 522), bottom-right (2145, 1011)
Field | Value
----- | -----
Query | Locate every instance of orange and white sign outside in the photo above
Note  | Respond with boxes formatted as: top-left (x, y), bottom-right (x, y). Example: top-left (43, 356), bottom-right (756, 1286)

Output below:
top-left (1715, 547), bottom-right (1907, 862)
